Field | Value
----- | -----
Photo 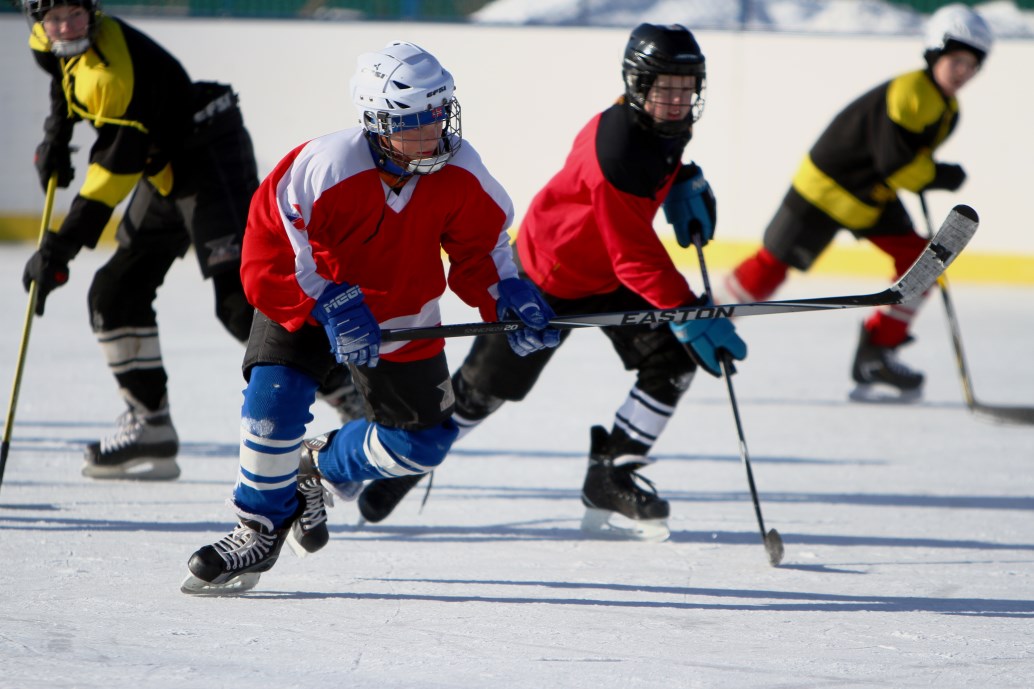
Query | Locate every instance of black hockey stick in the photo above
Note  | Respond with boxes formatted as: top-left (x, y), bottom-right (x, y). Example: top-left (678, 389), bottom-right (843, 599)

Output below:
top-left (382, 204), bottom-right (978, 343)
top-left (689, 232), bottom-right (784, 567)
top-left (919, 196), bottom-right (1034, 425)
top-left (1, 176), bottom-right (58, 496)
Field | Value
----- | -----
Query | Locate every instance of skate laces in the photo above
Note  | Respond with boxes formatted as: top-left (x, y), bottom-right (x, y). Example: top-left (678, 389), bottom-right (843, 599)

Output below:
top-left (98, 410), bottom-right (144, 453)
top-left (297, 476), bottom-right (332, 531)
top-left (213, 521), bottom-right (277, 570)
top-left (615, 463), bottom-right (661, 505)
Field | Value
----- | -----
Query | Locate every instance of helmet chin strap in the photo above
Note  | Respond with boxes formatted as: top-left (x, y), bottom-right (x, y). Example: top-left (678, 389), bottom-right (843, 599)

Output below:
top-left (51, 37), bottom-right (91, 57)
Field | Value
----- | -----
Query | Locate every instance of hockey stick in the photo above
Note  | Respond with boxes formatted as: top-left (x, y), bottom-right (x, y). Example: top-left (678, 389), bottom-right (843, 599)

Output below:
top-left (0, 176), bottom-right (58, 496)
top-left (382, 204), bottom-right (978, 343)
top-left (918, 196), bottom-right (1034, 425)
top-left (689, 232), bottom-right (784, 567)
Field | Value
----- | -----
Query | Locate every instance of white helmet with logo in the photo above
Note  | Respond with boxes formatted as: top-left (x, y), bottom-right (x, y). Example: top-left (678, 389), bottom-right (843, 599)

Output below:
top-left (350, 41), bottom-right (461, 176)
top-left (924, 4), bottom-right (993, 63)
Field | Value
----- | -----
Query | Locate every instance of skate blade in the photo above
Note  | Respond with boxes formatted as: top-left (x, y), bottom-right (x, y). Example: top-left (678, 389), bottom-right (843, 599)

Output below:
top-left (848, 383), bottom-right (922, 405)
top-left (286, 530), bottom-right (310, 558)
top-left (180, 572), bottom-right (261, 596)
top-left (285, 528), bottom-right (329, 558)
top-left (580, 508), bottom-right (670, 543)
top-left (81, 457), bottom-right (181, 481)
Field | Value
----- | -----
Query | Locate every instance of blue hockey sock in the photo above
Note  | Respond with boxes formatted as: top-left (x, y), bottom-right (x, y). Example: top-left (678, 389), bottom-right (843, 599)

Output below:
top-left (233, 364), bottom-right (318, 527)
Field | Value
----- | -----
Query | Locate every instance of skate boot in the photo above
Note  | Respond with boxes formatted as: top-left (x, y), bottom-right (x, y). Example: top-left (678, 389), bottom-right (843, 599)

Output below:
top-left (580, 426), bottom-right (670, 542)
top-left (286, 437), bottom-right (342, 557)
top-left (180, 501), bottom-right (301, 595)
top-left (849, 325), bottom-right (924, 403)
top-left (82, 403), bottom-right (180, 480)
top-left (357, 473), bottom-right (429, 524)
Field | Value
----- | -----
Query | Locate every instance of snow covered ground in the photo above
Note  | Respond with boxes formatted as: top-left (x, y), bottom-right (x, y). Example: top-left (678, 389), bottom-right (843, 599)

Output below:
top-left (1, 241), bottom-right (1032, 688)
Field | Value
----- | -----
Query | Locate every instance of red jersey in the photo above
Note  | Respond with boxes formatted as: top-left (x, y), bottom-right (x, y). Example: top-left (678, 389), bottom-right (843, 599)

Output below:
top-left (243, 127), bottom-right (516, 362)
top-left (517, 105), bottom-right (696, 309)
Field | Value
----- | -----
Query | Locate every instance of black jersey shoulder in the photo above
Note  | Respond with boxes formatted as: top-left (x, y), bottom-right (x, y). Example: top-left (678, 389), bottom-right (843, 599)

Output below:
top-left (595, 103), bottom-right (686, 199)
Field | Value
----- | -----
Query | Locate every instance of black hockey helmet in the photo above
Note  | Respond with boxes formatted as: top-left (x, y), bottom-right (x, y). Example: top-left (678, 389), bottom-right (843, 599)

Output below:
top-left (20, 0), bottom-right (102, 57)
top-left (622, 23), bottom-right (707, 138)
top-left (21, 0), bottom-right (99, 22)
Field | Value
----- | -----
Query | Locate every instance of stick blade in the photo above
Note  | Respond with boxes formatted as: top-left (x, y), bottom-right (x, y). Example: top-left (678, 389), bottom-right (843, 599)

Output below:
top-left (894, 204), bottom-right (979, 303)
top-left (764, 529), bottom-right (785, 567)
top-left (972, 403), bottom-right (1034, 426)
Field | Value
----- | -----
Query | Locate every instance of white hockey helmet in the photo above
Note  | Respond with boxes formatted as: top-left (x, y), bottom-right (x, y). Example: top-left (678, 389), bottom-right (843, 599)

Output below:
top-left (350, 41), bottom-right (461, 176)
top-left (924, 4), bottom-right (993, 63)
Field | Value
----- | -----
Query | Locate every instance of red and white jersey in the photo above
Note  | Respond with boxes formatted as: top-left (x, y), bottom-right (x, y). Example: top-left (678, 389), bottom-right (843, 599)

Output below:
top-left (517, 105), bottom-right (696, 310)
top-left (242, 127), bottom-right (516, 362)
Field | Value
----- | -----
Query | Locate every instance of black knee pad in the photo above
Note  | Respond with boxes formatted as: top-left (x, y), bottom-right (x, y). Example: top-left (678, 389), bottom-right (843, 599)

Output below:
top-left (452, 370), bottom-right (505, 422)
top-left (635, 344), bottom-right (696, 407)
top-left (87, 264), bottom-right (120, 329)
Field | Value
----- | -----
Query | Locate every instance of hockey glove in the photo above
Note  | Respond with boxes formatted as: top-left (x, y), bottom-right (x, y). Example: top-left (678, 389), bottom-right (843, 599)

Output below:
top-left (312, 282), bottom-right (380, 368)
top-left (670, 299), bottom-right (747, 377)
top-left (22, 231), bottom-right (81, 317)
top-left (34, 141), bottom-right (74, 191)
top-left (496, 277), bottom-right (561, 357)
top-left (662, 164), bottom-right (716, 248)
top-left (926, 163), bottom-right (966, 192)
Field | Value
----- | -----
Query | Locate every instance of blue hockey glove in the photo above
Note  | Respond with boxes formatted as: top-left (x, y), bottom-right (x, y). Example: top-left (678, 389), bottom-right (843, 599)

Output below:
top-left (22, 231), bottom-right (81, 317)
top-left (496, 277), bottom-right (561, 357)
top-left (670, 303), bottom-right (747, 377)
top-left (312, 282), bottom-right (380, 367)
top-left (662, 163), bottom-right (716, 248)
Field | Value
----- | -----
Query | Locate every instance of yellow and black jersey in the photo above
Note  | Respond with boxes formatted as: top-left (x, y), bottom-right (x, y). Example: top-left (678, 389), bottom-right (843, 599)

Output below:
top-left (30, 15), bottom-right (194, 248)
top-left (791, 69), bottom-right (958, 230)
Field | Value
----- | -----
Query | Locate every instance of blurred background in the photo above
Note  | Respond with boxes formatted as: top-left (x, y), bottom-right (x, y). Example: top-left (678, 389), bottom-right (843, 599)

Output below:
top-left (2, 0), bottom-right (1032, 283)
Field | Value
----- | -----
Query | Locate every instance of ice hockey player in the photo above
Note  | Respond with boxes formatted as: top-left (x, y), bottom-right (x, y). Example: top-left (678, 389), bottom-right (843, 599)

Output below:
top-left (181, 41), bottom-right (559, 594)
top-left (719, 3), bottom-right (992, 402)
top-left (357, 23), bottom-right (747, 543)
top-left (19, 0), bottom-right (262, 480)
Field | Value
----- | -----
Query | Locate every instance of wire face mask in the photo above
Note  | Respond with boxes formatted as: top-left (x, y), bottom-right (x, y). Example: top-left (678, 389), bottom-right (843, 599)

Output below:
top-left (365, 99), bottom-right (462, 176)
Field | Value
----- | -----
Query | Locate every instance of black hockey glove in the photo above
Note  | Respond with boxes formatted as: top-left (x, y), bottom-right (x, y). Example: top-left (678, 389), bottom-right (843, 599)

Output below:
top-left (22, 231), bottom-right (81, 316)
top-left (34, 141), bottom-right (75, 191)
top-left (926, 163), bottom-right (966, 192)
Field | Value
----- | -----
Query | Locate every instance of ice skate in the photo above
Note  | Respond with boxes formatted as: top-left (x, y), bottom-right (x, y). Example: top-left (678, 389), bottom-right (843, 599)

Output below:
top-left (287, 440), bottom-right (339, 558)
top-left (287, 473), bottom-right (333, 557)
top-left (181, 501), bottom-right (300, 595)
top-left (849, 325), bottom-right (924, 403)
top-left (82, 405), bottom-right (180, 480)
top-left (580, 426), bottom-right (670, 542)
top-left (357, 472), bottom-right (428, 525)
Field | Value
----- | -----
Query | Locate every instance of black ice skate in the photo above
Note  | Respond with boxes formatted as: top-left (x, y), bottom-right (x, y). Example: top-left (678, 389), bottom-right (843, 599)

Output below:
top-left (580, 426), bottom-right (670, 542)
top-left (287, 474), bottom-right (333, 557)
top-left (849, 325), bottom-right (925, 403)
top-left (181, 511), bottom-right (293, 595)
top-left (357, 473), bottom-right (428, 524)
top-left (82, 405), bottom-right (180, 480)
top-left (287, 436), bottom-right (347, 557)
